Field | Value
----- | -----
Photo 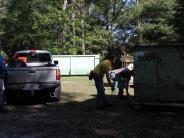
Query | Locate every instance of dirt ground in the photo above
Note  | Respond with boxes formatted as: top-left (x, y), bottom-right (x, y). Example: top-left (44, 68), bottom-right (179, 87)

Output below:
top-left (1, 76), bottom-right (184, 138)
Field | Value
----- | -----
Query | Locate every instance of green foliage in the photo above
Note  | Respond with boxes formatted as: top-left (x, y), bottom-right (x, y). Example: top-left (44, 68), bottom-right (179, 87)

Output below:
top-left (1, 0), bottom-right (68, 52)
top-left (136, 0), bottom-right (177, 42)
top-left (85, 27), bottom-right (114, 54)
top-left (175, 0), bottom-right (184, 41)
top-left (0, 0), bottom-right (135, 54)
top-left (1, 0), bottom-right (182, 55)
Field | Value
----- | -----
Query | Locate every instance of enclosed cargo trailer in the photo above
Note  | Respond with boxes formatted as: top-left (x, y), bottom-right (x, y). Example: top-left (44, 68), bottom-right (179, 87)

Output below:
top-left (133, 43), bottom-right (184, 107)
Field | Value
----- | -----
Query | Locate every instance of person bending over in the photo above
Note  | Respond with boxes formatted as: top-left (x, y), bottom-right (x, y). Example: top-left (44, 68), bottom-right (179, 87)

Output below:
top-left (92, 55), bottom-right (116, 110)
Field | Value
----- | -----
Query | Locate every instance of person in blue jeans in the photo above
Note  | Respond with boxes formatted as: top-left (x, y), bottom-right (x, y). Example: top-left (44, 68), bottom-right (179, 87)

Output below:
top-left (117, 64), bottom-right (134, 97)
top-left (92, 54), bottom-right (116, 110)
top-left (0, 45), bottom-right (8, 113)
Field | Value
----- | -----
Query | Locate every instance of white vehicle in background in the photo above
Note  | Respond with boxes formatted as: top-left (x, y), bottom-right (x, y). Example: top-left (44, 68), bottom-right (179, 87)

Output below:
top-left (5, 50), bottom-right (61, 103)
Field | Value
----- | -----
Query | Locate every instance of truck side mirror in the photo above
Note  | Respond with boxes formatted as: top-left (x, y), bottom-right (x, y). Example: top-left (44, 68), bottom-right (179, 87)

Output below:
top-left (54, 60), bottom-right (58, 65)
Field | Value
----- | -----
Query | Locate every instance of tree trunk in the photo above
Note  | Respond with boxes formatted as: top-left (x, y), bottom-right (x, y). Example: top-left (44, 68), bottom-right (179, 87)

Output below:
top-left (62, 0), bottom-right (68, 54)
top-left (136, 0), bottom-right (143, 42)
top-left (80, 2), bottom-right (85, 55)
top-left (63, 0), bottom-right (68, 10)
top-left (81, 18), bottom-right (85, 55)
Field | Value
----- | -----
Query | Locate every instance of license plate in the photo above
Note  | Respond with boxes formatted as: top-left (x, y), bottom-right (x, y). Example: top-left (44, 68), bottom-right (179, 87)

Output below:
top-left (23, 84), bottom-right (39, 90)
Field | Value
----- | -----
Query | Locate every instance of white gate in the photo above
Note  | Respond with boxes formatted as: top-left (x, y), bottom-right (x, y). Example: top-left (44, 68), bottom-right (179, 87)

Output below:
top-left (53, 55), bottom-right (100, 75)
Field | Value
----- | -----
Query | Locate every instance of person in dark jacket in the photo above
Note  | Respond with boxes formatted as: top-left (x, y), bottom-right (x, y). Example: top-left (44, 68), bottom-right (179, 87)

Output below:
top-left (117, 63), bottom-right (134, 97)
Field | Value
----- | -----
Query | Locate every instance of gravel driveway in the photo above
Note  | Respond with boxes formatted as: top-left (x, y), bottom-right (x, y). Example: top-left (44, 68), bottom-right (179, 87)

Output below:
top-left (1, 76), bottom-right (184, 138)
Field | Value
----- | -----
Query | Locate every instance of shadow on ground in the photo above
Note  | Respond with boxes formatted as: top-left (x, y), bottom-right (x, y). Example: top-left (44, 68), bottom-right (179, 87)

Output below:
top-left (1, 91), bottom-right (184, 138)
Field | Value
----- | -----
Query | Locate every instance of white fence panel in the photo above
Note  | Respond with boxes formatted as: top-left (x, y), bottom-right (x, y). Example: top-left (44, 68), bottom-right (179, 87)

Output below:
top-left (53, 55), bottom-right (100, 75)
top-left (53, 55), bottom-right (71, 75)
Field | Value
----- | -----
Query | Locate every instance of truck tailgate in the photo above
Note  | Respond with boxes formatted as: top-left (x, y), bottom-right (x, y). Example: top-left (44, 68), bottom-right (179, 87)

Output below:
top-left (7, 66), bottom-right (59, 83)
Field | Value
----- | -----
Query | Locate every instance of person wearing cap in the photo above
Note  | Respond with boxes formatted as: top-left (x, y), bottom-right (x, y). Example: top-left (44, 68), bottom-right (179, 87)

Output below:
top-left (92, 54), bottom-right (116, 110)
top-left (0, 45), bottom-right (8, 113)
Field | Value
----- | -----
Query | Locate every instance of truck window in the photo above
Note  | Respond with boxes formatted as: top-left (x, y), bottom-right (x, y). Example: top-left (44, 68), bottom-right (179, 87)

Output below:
top-left (29, 53), bottom-right (38, 62)
top-left (15, 52), bottom-right (51, 63)
top-left (15, 53), bottom-right (28, 63)
top-left (38, 53), bottom-right (52, 62)
top-left (28, 53), bottom-right (51, 62)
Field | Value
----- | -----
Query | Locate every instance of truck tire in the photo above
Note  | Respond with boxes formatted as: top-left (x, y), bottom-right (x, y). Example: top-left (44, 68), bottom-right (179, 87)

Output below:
top-left (52, 84), bottom-right (61, 101)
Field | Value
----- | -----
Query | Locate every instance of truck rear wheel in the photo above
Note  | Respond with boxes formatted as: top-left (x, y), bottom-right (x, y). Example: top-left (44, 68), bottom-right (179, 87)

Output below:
top-left (52, 84), bottom-right (61, 101)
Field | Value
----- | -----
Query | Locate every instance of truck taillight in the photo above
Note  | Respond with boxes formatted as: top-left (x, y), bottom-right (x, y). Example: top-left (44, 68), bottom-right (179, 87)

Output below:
top-left (56, 69), bottom-right (61, 80)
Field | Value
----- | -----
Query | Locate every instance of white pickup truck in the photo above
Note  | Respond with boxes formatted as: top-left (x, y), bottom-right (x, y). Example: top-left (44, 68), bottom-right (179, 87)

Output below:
top-left (5, 50), bottom-right (61, 103)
